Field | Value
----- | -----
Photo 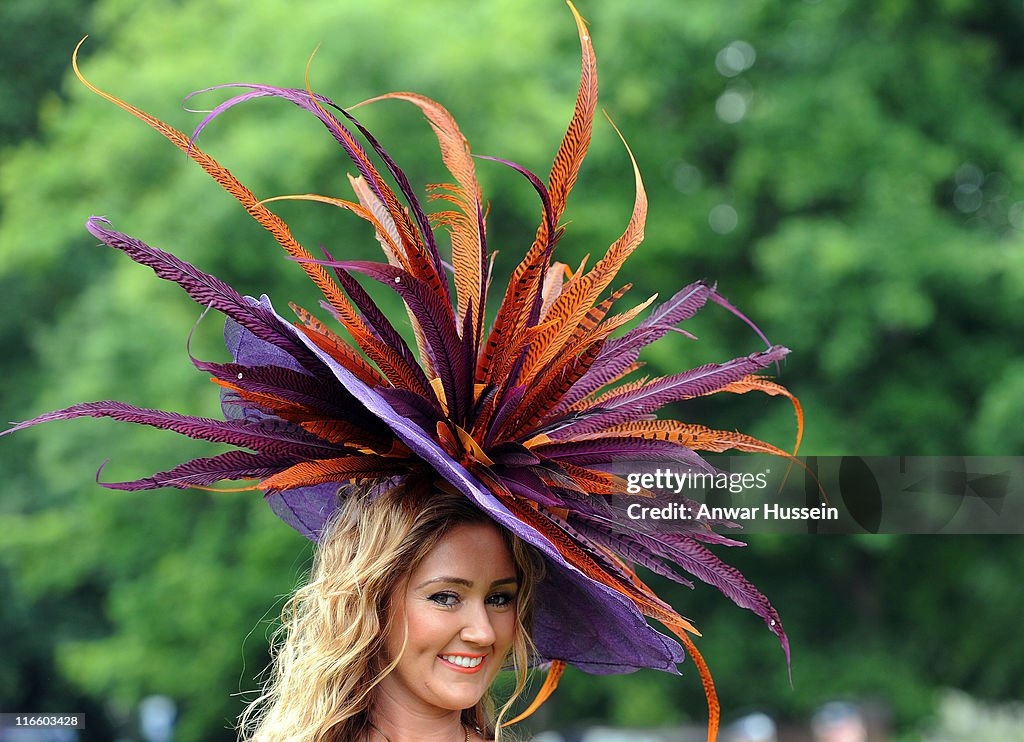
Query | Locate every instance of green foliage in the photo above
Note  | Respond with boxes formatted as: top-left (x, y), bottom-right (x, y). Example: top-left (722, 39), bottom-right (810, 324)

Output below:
top-left (0, 0), bottom-right (98, 146)
top-left (1, 0), bottom-right (1023, 739)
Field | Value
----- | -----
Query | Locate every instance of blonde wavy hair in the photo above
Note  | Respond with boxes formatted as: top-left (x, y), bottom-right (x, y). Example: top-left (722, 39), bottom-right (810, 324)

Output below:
top-left (239, 488), bottom-right (542, 741)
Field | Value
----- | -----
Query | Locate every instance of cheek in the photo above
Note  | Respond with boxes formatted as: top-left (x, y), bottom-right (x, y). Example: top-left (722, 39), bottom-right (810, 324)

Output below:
top-left (493, 610), bottom-right (519, 653)
top-left (404, 604), bottom-right (455, 655)
top-left (384, 601), bottom-right (408, 663)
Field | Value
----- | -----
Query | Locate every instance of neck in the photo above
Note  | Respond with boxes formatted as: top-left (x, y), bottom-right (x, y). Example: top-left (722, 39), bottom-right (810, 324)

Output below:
top-left (370, 717), bottom-right (466, 742)
top-left (370, 693), bottom-right (469, 742)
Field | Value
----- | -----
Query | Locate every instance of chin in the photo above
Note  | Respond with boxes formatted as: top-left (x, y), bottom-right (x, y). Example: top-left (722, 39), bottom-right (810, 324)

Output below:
top-left (430, 679), bottom-right (491, 711)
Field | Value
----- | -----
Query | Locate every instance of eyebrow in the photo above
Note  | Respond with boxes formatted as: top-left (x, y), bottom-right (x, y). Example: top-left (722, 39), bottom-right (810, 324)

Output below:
top-left (415, 576), bottom-right (518, 590)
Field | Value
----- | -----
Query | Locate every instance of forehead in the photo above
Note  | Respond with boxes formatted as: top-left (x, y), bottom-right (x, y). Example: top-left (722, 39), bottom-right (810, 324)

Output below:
top-left (409, 522), bottom-right (516, 584)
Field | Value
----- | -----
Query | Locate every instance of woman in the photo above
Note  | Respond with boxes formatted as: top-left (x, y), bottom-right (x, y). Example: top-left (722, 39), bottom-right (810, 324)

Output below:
top-left (240, 489), bottom-right (542, 741)
top-left (5, 2), bottom-right (798, 738)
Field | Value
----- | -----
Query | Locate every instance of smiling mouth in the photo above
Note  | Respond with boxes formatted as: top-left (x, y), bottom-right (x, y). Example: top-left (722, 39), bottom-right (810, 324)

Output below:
top-left (439, 654), bottom-right (486, 673)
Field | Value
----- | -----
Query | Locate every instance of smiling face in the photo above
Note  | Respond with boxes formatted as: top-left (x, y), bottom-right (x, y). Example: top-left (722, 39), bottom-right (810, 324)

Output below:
top-left (377, 521), bottom-right (519, 717)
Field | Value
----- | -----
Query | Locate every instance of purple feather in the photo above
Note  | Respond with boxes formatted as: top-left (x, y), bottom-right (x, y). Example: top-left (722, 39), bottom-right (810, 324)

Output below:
top-left (376, 387), bottom-right (445, 431)
top-left (554, 281), bottom-right (712, 413)
top-left (473, 202), bottom-right (488, 348)
top-left (475, 155), bottom-right (558, 333)
top-left (553, 346), bottom-right (789, 438)
top-left (581, 516), bottom-right (790, 667)
top-left (86, 218), bottom-right (329, 379)
top-left (709, 287), bottom-right (772, 349)
top-left (542, 508), bottom-right (656, 594)
top-left (185, 85), bottom-right (392, 210)
top-left (195, 359), bottom-right (388, 435)
top-left (336, 107), bottom-right (449, 301)
top-left (328, 259), bottom-right (467, 423)
top-left (642, 281), bottom-right (713, 329)
top-left (485, 384), bottom-right (526, 449)
top-left (0, 401), bottom-right (342, 459)
top-left (100, 450), bottom-right (296, 490)
top-left (493, 467), bottom-right (565, 507)
top-left (533, 437), bottom-right (715, 472)
top-left (461, 298), bottom-right (477, 401)
top-left (489, 443), bottom-right (541, 467)
top-left (321, 252), bottom-right (433, 396)
top-left (475, 155), bottom-right (556, 239)
top-left (568, 514), bottom-right (696, 589)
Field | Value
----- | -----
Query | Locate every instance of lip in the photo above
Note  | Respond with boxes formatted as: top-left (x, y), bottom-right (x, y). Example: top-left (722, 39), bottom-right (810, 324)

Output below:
top-left (438, 653), bottom-right (487, 674)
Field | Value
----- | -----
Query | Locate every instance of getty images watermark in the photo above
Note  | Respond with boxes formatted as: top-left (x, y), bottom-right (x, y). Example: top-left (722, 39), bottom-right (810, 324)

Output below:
top-left (609, 456), bottom-right (1024, 534)
top-left (624, 467), bottom-right (839, 524)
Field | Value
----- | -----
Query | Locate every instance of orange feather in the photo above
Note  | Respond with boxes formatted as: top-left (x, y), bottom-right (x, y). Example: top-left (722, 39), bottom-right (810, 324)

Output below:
top-left (354, 92), bottom-right (484, 338)
top-left (72, 40), bottom-right (362, 331)
top-left (719, 375), bottom-right (804, 456)
top-left (501, 660), bottom-right (566, 727)
top-left (258, 455), bottom-right (411, 491)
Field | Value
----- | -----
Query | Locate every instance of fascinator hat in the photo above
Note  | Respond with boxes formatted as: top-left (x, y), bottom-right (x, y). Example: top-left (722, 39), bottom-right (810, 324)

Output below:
top-left (4, 2), bottom-right (801, 736)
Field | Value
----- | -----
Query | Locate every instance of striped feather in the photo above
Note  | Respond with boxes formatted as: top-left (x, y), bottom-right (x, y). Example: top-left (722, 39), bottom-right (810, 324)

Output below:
top-left (85, 219), bottom-right (329, 379)
top-left (533, 437), bottom-right (714, 471)
top-left (289, 303), bottom-right (422, 393)
top-left (334, 260), bottom-right (467, 422)
top-left (554, 281), bottom-right (711, 412)
top-left (259, 455), bottom-right (413, 491)
top-left (719, 375), bottom-right (804, 455)
top-left (520, 128), bottom-right (646, 381)
top-left (336, 105), bottom-right (450, 304)
top-left (348, 174), bottom-right (437, 376)
top-left (574, 420), bottom-right (792, 457)
top-left (560, 346), bottom-right (790, 436)
top-left (71, 60), bottom-right (363, 329)
top-left (355, 92), bottom-right (485, 337)
top-left (0, 401), bottom-right (341, 459)
top-left (101, 450), bottom-right (297, 491)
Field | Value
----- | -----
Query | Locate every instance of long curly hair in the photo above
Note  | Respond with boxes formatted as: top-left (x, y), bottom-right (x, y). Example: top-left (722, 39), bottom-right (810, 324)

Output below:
top-left (239, 488), bottom-right (542, 741)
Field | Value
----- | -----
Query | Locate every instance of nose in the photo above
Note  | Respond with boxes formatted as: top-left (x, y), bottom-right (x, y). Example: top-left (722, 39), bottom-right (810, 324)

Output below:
top-left (460, 601), bottom-right (497, 647)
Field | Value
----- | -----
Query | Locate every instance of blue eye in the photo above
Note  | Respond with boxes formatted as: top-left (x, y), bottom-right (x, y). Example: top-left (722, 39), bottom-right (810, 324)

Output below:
top-left (428, 591), bottom-right (460, 607)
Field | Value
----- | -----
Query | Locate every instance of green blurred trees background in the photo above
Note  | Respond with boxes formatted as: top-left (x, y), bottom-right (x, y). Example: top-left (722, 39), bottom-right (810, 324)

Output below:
top-left (1, 0), bottom-right (1022, 739)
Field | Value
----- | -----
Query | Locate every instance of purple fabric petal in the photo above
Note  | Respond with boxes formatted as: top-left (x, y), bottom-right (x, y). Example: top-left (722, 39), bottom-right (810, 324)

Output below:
top-left (224, 313), bottom-right (306, 374)
top-left (265, 481), bottom-right (344, 541)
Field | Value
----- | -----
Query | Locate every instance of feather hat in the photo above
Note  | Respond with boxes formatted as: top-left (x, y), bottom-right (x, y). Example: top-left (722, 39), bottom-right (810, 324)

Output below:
top-left (4, 2), bottom-right (801, 736)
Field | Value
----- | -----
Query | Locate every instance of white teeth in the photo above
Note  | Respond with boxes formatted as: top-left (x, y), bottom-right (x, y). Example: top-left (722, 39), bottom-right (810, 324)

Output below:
top-left (441, 655), bottom-right (483, 668)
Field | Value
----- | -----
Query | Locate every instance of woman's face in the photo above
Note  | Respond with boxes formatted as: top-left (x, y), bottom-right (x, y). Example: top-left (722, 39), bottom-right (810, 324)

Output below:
top-left (378, 521), bottom-right (519, 715)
